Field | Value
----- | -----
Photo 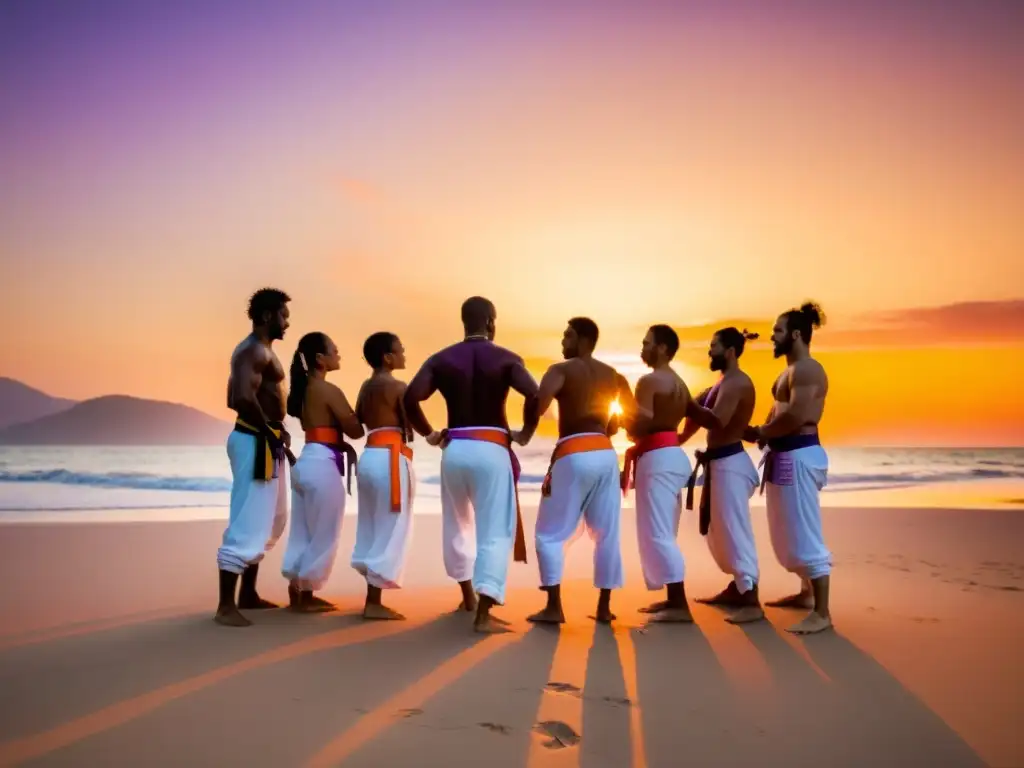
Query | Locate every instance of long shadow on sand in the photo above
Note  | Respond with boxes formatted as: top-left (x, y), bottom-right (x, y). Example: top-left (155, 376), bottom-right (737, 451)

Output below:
top-left (0, 611), bottom-right (458, 767)
top-left (735, 610), bottom-right (985, 767)
top-left (797, 625), bottom-right (985, 767)
top-left (580, 625), bottom-right (634, 767)
top-left (0, 604), bottom-right (369, 742)
top-left (633, 615), bottom-right (773, 767)
top-left (320, 622), bottom-right (562, 768)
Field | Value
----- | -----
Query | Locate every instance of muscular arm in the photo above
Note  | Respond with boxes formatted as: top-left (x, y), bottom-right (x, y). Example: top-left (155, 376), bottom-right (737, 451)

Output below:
top-left (328, 386), bottom-right (364, 440)
top-left (535, 364), bottom-right (566, 422)
top-left (229, 349), bottom-right (271, 430)
top-left (710, 378), bottom-right (742, 427)
top-left (509, 357), bottom-right (541, 442)
top-left (402, 357), bottom-right (438, 437)
top-left (759, 365), bottom-right (818, 439)
top-left (677, 417), bottom-right (702, 445)
top-left (684, 394), bottom-right (723, 431)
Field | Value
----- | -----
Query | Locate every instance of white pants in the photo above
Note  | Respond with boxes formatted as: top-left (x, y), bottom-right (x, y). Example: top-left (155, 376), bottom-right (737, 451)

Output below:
top-left (217, 430), bottom-right (289, 574)
top-left (280, 443), bottom-right (345, 591)
top-left (440, 429), bottom-right (518, 604)
top-left (704, 450), bottom-right (761, 593)
top-left (536, 436), bottom-right (623, 590)
top-left (765, 444), bottom-right (832, 580)
top-left (634, 446), bottom-right (690, 590)
top-left (351, 429), bottom-right (416, 589)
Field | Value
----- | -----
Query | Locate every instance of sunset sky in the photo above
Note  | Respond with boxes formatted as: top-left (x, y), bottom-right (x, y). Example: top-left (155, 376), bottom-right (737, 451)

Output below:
top-left (1, 1), bottom-right (1021, 446)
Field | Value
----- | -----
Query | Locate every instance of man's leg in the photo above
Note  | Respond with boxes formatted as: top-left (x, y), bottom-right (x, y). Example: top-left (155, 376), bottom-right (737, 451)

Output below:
top-left (529, 457), bottom-right (585, 624)
top-left (440, 448), bottom-right (477, 612)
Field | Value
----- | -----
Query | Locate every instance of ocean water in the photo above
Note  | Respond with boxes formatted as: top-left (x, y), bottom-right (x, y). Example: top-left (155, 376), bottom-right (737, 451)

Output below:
top-left (0, 441), bottom-right (1022, 521)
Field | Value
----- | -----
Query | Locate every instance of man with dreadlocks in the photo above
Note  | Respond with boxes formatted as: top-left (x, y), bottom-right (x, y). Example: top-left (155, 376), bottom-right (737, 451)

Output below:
top-left (215, 287), bottom-right (293, 627)
top-left (744, 301), bottom-right (833, 635)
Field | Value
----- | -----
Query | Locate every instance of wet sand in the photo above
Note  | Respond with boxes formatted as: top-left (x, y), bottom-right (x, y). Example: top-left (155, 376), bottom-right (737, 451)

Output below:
top-left (0, 506), bottom-right (1021, 767)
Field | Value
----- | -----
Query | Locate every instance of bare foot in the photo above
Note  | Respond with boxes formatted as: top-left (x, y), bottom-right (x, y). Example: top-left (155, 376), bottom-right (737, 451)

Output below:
top-left (474, 615), bottom-right (514, 634)
top-left (765, 592), bottom-right (814, 610)
top-left (786, 612), bottom-right (833, 635)
top-left (527, 607), bottom-right (566, 624)
top-left (648, 607), bottom-right (693, 623)
top-left (638, 600), bottom-right (670, 614)
top-left (591, 608), bottom-right (617, 624)
top-left (457, 595), bottom-right (478, 612)
top-left (696, 584), bottom-right (748, 607)
top-left (307, 594), bottom-right (336, 611)
top-left (725, 605), bottom-right (765, 624)
top-left (237, 594), bottom-right (279, 610)
top-left (214, 607), bottom-right (252, 627)
top-left (363, 603), bottom-right (406, 621)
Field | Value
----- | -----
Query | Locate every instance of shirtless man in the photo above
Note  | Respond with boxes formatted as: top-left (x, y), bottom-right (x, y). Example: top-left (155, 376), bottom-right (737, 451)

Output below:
top-left (679, 327), bottom-right (765, 624)
top-left (517, 317), bottom-right (638, 624)
top-left (743, 302), bottom-right (832, 635)
top-left (622, 324), bottom-right (719, 622)
top-left (216, 287), bottom-right (293, 627)
top-left (404, 297), bottom-right (540, 634)
top-left (352, 332), bottom-right (415, 620)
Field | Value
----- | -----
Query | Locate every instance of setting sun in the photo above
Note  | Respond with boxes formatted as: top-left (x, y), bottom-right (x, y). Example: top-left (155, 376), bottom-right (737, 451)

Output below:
top-left (609, 400), bottom-right (624, 417)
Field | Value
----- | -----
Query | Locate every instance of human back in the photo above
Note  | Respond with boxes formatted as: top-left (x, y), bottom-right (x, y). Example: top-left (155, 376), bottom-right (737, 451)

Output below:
top-left (555, 356), bottom-right (623, 437)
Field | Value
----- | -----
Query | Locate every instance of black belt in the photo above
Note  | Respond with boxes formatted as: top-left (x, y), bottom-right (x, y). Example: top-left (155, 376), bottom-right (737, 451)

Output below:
top-left (686, 441), bottom-right (745, 536)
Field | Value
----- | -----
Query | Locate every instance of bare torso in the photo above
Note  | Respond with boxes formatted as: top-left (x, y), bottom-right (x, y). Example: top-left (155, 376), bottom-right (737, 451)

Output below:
top-left (226, 336), bottom-right (286, 422)
top-left (356, 373), bottom-right (411, 441)
top-left (707, 370), bottom-right (756, 448)
top-left (771, 357), bottom-right (828, 435)
top-left (555, 358), bottom-right (622, 437)
top-left (634, 368), bottom-right (689, 436)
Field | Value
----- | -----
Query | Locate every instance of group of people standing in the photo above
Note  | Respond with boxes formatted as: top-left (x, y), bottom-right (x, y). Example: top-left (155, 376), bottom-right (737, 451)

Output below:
top-left (214, 289), bottom-right (834, 637)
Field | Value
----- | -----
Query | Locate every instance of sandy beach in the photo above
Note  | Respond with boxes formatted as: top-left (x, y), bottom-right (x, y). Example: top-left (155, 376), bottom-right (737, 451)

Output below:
top-left (0, 505), bottom-right (1021, 767)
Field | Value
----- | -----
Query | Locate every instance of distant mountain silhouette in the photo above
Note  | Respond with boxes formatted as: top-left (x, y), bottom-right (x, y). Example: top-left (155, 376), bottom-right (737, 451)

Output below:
top-left (0, 378), bottom-right (77, 430)
top-left (0, 394), bottom-right (233, 446)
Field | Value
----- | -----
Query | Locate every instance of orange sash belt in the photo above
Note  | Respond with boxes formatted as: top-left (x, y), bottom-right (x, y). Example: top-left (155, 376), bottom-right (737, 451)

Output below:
top-left (366, 429), bottom-right (414, 513)
top-left (619, 430), bottom-right (681, 496)
top-left (541, 433), bottom-right (615, 497)
top-left (446, 428), bottom-right (527, 564)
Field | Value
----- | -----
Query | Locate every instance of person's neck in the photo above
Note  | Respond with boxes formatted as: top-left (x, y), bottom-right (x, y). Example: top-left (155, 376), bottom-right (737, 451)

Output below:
top-left (309, 369), bottom-right (327, 381)
top-left (652, 360), bottom-right (672, 373)
top-left (251, 327), bottom-right (273, 346)
top-left (722, 361), bottom-right (739, 376)
top-left (372, 367), bottom-right (394, 378)
top-left (786, 346), bottom-right (810, 365)
top-left (577, 350), bottom-right (594, 361)
top-left (464, 331), bottom-right (489, 341)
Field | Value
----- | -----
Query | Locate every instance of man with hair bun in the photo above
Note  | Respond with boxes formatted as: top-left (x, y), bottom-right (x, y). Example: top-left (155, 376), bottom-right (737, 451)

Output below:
top-left (679, 326), bottom-right (764, 623)
top-left (215, 287), bottom-right (294, 627)
top-left (744, 301), bottom-right (833, 635)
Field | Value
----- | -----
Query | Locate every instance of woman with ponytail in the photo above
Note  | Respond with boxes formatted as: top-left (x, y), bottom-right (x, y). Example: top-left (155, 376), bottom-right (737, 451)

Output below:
top-left (280, 332), bottom-right (364, 612)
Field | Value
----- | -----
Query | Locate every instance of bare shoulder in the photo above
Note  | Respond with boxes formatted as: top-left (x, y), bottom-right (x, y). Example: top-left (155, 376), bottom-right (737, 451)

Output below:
top-left (727, 370), bottom-right (755, 392)
top-left (385, 376), bottom-right (407, 397)
top-left (793, 357), bottom-right (827, 384)
top-left (233, 337), bottom-right (270, 366)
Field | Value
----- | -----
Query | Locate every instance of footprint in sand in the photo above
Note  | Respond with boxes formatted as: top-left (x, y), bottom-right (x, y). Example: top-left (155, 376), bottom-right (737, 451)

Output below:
top-left (602, 696), bottom-right (632, 707)
top-left (910, 616), bottom-right (940, 624)
top-left (478, 722), bottom-right (512, 735)
top-left (398, 708), bottom-right (424, 718)
top-left (534, 720), bottom-right (581, 749)
top-left (546, 681), bottom-right (582, 696)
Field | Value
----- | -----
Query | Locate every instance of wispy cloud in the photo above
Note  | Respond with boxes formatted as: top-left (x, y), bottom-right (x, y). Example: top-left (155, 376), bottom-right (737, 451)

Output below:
top-left (656, 300), bottom-right (1024, 348)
